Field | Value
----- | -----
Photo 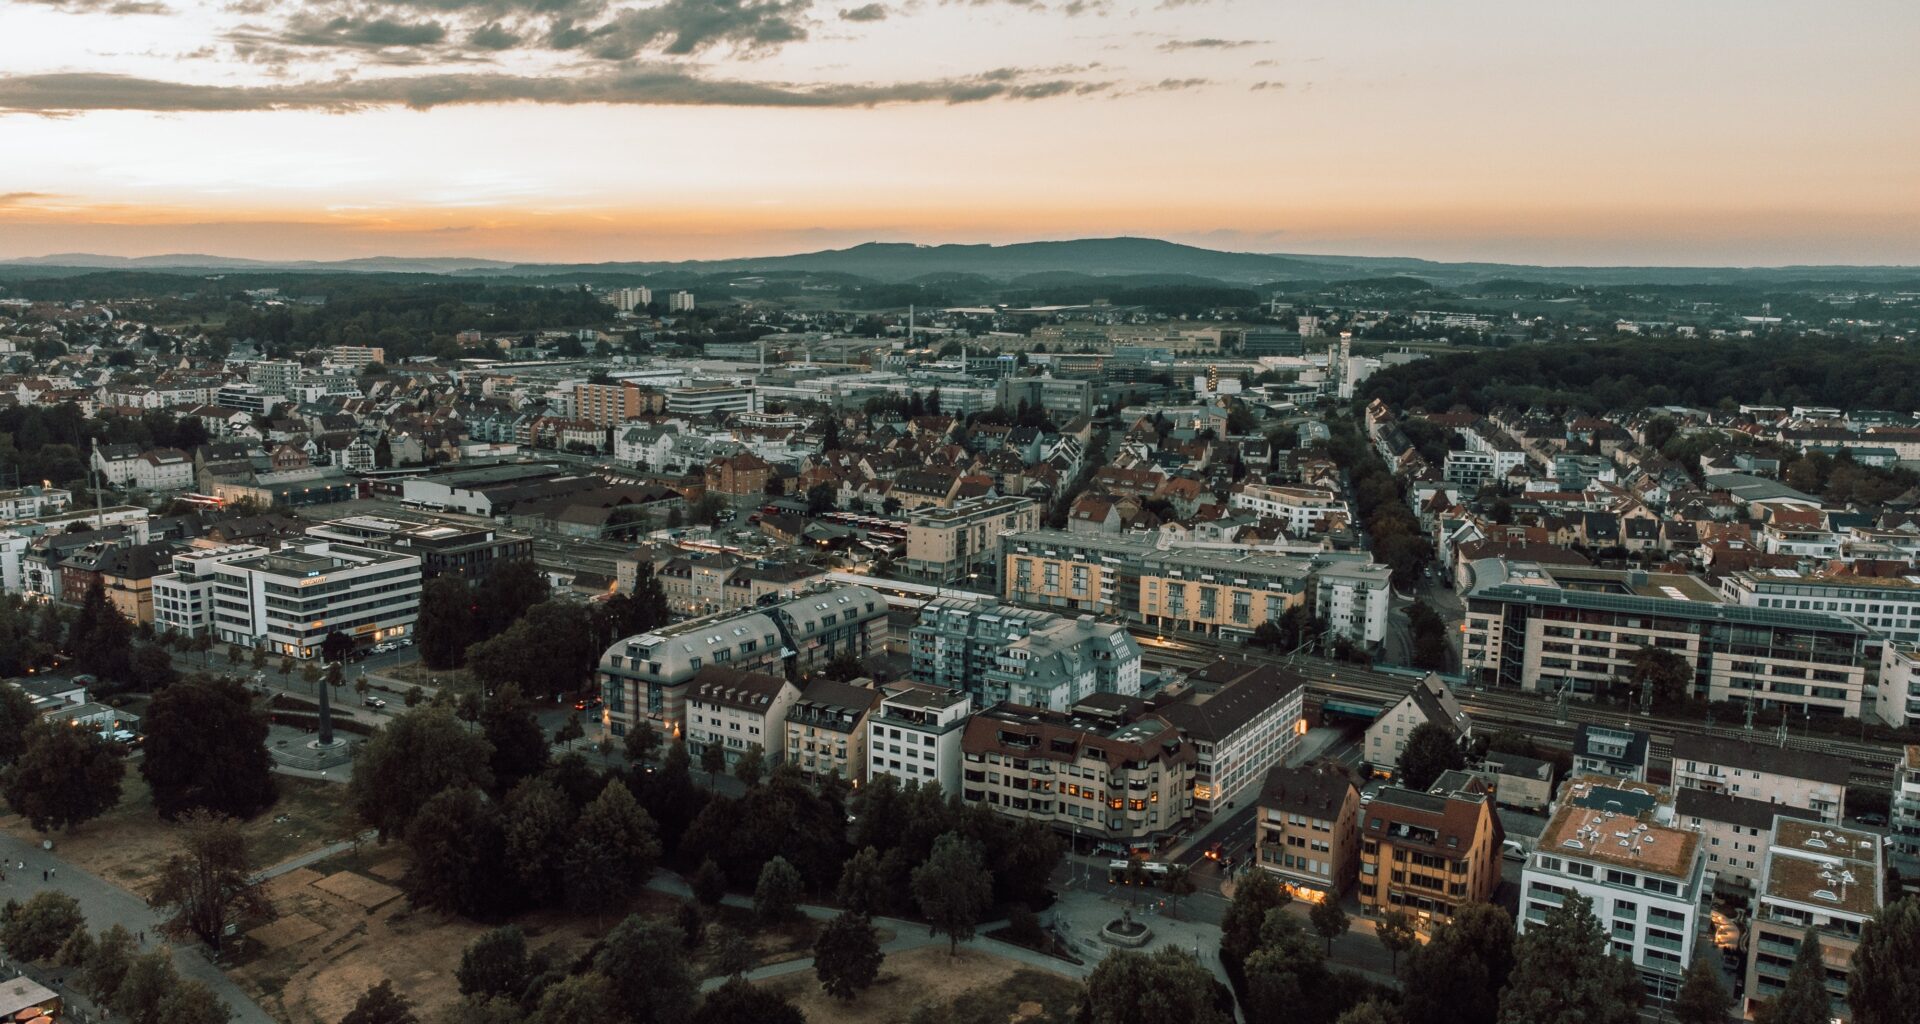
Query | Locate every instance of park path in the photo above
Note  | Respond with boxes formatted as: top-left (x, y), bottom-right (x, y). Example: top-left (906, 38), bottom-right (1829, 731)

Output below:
top-left (641, 874), bottom-right (1082, 994)
top-left (0, 830), bottom-right (278, 1024)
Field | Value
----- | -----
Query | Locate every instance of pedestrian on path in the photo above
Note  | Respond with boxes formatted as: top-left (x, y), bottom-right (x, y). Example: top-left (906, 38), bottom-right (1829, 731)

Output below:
top-left (40, 870), bottom-right (46, 882)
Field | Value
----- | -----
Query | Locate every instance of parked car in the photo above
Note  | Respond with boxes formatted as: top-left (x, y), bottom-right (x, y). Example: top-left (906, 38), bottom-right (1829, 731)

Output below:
top-left (1857, 812), bottom-right (1888, 827)
top-left (363, 697), bottom-right (386, 709)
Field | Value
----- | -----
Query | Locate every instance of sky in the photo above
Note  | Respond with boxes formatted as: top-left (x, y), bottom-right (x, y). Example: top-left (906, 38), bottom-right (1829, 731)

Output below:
top-left (0, 0), bottom-right (1916, 265)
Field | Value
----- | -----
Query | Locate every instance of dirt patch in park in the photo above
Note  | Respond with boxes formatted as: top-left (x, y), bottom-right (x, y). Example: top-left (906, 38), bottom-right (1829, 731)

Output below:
top-left (0, 771), bottom-right (358, 898)
top-left (758, 947), bottom-right (1082, 1024)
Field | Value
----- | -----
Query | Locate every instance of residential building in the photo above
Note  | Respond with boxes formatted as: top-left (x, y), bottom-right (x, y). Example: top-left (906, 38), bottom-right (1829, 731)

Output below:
top-left (1255, 764), bottom-right (1362, 901)
top-left (1357, 780), bottom-right (1504, 934)
top-left (1572, 724), bottom-right (1652, 782)
top-left (1890, 746), bottom-right (1920, 875)
top-left (784, 678), bottom-right (879, 785)
top-left (1877, 643), bottom-right (1920, 729)
top-left (1669, 733), bottom-right (1849, 824)
top-left (0, 486), bottom-right (72, 522)
top-left (1364, 672), bottom-right (1472, 775)
top-left (1744, 817), bottom-right (1885, 1022)
top-left (324, 345), bottom-right (385, 368)
top-left (668, 290), bottom-right (695, 312)
top-left (1481, 751), bottom-right (1555, 811)
top-left (151, 543), bottom-right (270, 637)
top-left (572, 380), bottom-right (650, 427)
top-left (1520, 778), bottom-right (1706, 1004)
top-left (1315, 563), bottom-right (1392, 647)
top-left (1228, 483), bottom-right (1351, 536)
top-left (910, 596), bottom-right (1141, 711)
top-left (901, 496), bottom-right (1040, 586)
top-left (959, 698), bottom-right (1196, 850)
top-left (769, 586), bottom-right (889, 677)
top-left (684, 666), bottom-right (801, 767)
top-left (1673, 788), bottom-right (1819, 893)
top-left (1158, 660), bottom-right (1306, 817)
top-left (867, 681), bottom-right (972, 792)
top-left (206, 542), bottom-right (422, 658)
top-left (132, 449), bottom-right (194, 492)
top-left (1463, 559), bottom-right (1874, 719)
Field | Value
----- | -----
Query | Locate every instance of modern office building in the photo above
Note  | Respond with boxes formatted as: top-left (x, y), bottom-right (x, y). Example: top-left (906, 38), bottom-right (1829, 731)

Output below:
top-left (151, 543), bottom-right (271, 637)
top-left (1255, 764), bottom-right (1362, 902)
top-left (1357, 779), bottom-right (1504, 934)
top-left (304, 516), bottom-right (533, 580)
top-left (867, 681), bottom-right (972, 792)
top-left (1159, 660), bottom-right (1306, 818)
top-left (205, 542), bottom-right (422, 658)
top-left (995, 376), bottom-right (1094, 420)
top-left (1520, 777), bottom-right (1706, 1004)
top-left (909, 596), bottom-right (1141, 712)
top-left (665, 382), bottom-right (753, 417)
top-left (959, 697), bottom-right (1195, 849)
top-left (902, 496), bottom-right (1041, 586)
top-left (1463, 559), bottom-right (1874, 719)
top-left (1743, 817), bottom-right (1885, 1022)
top-left (1721, 569), bottom-right (1920, 645)
top-left (1241, 327), bottom-right (1305, 357)
top-left (1002, 530), bottom-right (1391, 642)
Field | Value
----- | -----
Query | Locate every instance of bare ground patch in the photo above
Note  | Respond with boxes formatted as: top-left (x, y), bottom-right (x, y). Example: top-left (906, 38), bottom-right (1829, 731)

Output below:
top-left (758, 947), bottom-right (1081, 1024)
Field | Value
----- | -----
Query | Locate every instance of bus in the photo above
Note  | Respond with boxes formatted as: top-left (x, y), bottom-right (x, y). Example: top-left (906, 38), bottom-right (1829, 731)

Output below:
top-left (1107, 860), bottom-right (1173, 887)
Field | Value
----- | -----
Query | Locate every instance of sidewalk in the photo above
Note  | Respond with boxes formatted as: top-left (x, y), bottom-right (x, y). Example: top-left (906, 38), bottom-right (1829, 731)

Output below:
top-left (0, 832), bottom-right (276, 1024)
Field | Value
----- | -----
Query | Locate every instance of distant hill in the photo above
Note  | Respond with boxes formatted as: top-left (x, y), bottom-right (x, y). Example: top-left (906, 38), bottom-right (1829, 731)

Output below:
top-left (5, 237), bottom-right (1917, 289)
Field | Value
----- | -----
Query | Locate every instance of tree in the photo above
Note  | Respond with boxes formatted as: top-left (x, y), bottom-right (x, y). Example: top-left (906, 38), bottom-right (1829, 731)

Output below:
top-left (912, 831), bottom-right (993, 954)
top-left (1083, 947), bottom-right (1229, 1024)
top-left (692, 858), bottom-right (727, 905)
top-left (700, 741), bottom-right (727, 783)
top-left (341, 975), bottom-right (416, 1022)
top-left (131, 643), bottom-right (179, 691)
top-left (1376, 910), bottom-right (1418, 976)
top-left (473, 560), bottom-right (549, 637)
top-left (1309, 899), bottom-right (1350, 956)
top-left (1673, 956), bottom-right (1735, 1024)
top-left (1498, 893), bottom-right (1640, 1024)
top-left (1631, 645), bottom-right (1694, 711)
top-left (692, 978), bottom-right (806, 1024)
top-left (402, 786), bottom-right (510, 919)
top-left (348, 706), bottom-right (493, 840)
top-left (501, 778), bottom-right (574, 908)
top-left (1336, 1000), bottom-right (1404, 1024)
top-left (56, 920), bottom-right (94, 966)
top-left (416, 577), bottom-right (478, 670)
top-left (466, 601), bottom-right (599, 699)
top-left (594, 915), bottom-right (695, 1024)
top-left (2, 890), bottom-right (85, 961)
top-left (1220, 867), bottom-right (1291, 984)
top-left (478, 684), bottom-right (548, 796)
top-left (1758, 930), bottom-right (1832, 1024)
top-left (157, 979), bottom-right (234, 1024)
top-left (814, 911), bottom-right (883, 1001)
top-left (151, 810), bottom-right (273, 950)
top-left (457, 926), bottom-right (531, 1001)
top-left (734, 747), bottom-right (765, 787)
top-left (754, 856), bottom-right (804, 924)
top-left (711, 926), bottom-right (756, 978)
top-left (564, 780), bottom-right (661, 916)
top-left (531, 974), bottom-right (617, 1024)
top-left (68, 578), bottom-right (133, 682)
top-left (1850, 897), bottom-right (1920, 1024)
top-left (625, 718), bottom-right (661, 765)
top-left (2, 723), bottom-right (123, 832)
top-left (1402, 902), bottom-right (1515, 1024)
top-left (141, 675), bottom-right (275, 819)
top-left (1162, 863), bottom-right (1197, 920)
top-left (554, 717), bottom-right (584, 750)
top-left (1396, 721), bottom-right (1465, 792)
top-left (81, 924), bottom-right (138, 1003)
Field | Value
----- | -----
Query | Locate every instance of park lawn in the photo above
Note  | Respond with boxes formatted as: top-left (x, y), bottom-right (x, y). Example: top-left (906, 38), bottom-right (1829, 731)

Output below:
top-left (0, 767), bottom-right (357, 897)
top-left (760, 947), bottom-right (1082, 1024)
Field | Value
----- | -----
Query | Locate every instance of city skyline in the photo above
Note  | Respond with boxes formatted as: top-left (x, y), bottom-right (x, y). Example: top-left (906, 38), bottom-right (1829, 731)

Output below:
top-left (1, 0), bottom-right (1916, 265)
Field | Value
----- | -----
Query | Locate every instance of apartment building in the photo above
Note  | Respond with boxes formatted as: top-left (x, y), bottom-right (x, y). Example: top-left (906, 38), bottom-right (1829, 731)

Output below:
top-left (901, 496), bottom-right (1040, 587)
top-left (1364, 672), bottom-right (1472, 775)
top-left (1463, 559), bottom-right (1874, 719)
top-left (1159, 660), bottom-right (1305, 817)
top-left (206, 542), bottom-right (422, 658)
top-left (771, 586), bottom-right (890, 677)
top-left (1521, 778), bottom-right (1706, 1004)
top-left (959, 697), bottom-right (1195, 850)
top-left (1722, 569), bottom-right (1920, 645)
top-left (1744, 817), bottom-right (1885, 1022)
top-left (571, 380), bottom-right (650, 428)
top-left (667, 290), bottom-right (695, 312)
top-left (1890, 746), bottom-right (1920, 874)
top-left (323, 345), bottom-right (385, 368)
top-left (1573, 724), bottom-right (1652, 782)
top-left (867, 681), bottom-right (972, 792)
top-left (1443, 449), bottom-right (1499, 489)
top-left (910, 596), bottom-right (1142, 712)
top-left (784, 678), bottom-right (879, 786)
top-left (1461, 422), bottom-right (1529, 477)
top-left (684, 666), bottom-right (801, 768)
top-left (1255, 764), bottom-right (1361, 902)
top-left (151, 543), bottom-right (270, 636)
top-left (1673, 788), bottom-right (1819, 893)
top-left (1357, 781), bottom-right (1504, 934)
top-left (1876, 643), bottom-right (1920, 729)
top-left (1669, 734), bottom-right (1849, 824)
top-left (1227, 483), bottom-right (1351, 536)
top-left (1315, 563), bottom-right (1393, 647)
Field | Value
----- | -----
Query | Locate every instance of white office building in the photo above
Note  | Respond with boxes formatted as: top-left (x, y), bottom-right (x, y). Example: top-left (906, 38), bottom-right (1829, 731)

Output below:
top-left (207, 542), bottom-right (422, 658)
top-left (1521, 778), bottom-right (1708, 1005)
top-left (152, 544), bottom-right (271, 636)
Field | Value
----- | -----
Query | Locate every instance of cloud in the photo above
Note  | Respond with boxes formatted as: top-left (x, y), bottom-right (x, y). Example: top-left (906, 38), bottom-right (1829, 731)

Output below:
top-left (0, 192), bottom-right (62, 208)
top-left (1249, 80), bottom-right (1282, 91)
top-left (279, 14), bottom-right (450, 47)
top-left (838, 2), bottom-right (887, 20)
top-left (19, 0), bottom-right (170, 12)
top-left (466, 21), bottom-right (522, 48)
top-left (1156, 37), bottom-right (1260, 51)
top-left (0, 68), bottom-right (1115, 114)
top-left (1139, 77), bottom-right (1207, 91)
top-left (556, 0), bottom-right (810, 59)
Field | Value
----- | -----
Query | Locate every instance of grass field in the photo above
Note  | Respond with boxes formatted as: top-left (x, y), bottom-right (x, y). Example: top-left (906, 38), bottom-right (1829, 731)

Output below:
top-left (761, 948), bottom-right (1082, 1024)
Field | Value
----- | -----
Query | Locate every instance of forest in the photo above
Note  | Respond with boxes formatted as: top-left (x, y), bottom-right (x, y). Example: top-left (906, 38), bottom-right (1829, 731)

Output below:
top-left (1359, 337), bottom-right (1920, 413)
